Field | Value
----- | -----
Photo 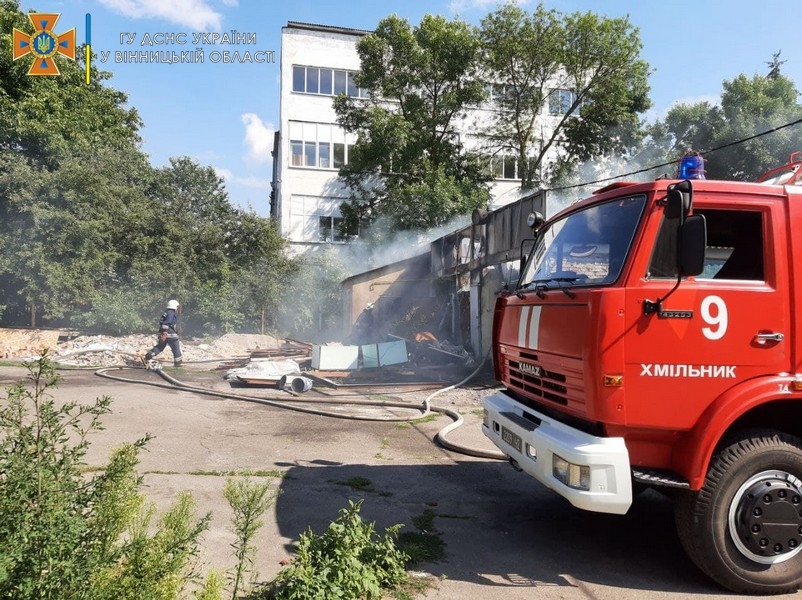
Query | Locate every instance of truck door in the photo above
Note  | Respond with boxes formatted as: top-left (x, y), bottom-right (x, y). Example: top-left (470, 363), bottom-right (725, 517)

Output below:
top-left (625, 202), bottom-right (790, 430)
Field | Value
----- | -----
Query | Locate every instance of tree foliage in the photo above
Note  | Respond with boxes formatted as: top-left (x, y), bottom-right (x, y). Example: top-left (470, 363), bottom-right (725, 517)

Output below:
top-left (0, 1), bottom-right (142, 166)
top-left (479, 2), bottom-right (651, 190)
top-left (274, 247), bottom-right (348, 342)
top-left (334, 14), bottom-right (491, 237)
top-left (644, 68), bottom-right (802, 181)
top-left (0, 0), bottom-right (296, 336)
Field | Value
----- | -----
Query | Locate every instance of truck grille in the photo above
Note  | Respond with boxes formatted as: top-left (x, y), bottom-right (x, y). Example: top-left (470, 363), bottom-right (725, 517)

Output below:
top-left (507, 352), bottom-right (569, 405)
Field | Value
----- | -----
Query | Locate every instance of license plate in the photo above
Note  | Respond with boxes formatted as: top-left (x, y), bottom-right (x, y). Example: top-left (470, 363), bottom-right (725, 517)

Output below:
top-left (501, 426), bottom-right (522, 453)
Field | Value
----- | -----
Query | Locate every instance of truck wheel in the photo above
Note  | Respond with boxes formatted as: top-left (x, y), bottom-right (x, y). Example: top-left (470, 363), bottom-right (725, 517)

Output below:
top-left (675, 430), bottom-right (802, 594)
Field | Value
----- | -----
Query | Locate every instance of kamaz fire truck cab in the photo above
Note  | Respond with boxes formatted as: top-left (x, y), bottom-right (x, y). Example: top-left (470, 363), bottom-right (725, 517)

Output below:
top-left (482, 153), bottom-right (802, 594)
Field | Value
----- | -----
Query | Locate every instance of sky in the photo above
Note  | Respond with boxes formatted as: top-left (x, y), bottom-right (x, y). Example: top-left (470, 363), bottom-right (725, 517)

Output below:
top-left (12, 0), bottom-right (802, 216)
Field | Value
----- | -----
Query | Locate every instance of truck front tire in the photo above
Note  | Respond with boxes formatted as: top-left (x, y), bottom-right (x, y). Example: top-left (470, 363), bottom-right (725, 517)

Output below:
top-left (675, 430), bottom-right (802, 594)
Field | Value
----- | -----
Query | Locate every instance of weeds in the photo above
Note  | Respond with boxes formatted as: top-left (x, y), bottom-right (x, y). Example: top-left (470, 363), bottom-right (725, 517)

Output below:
top-left (259, 499), bottom-right (408, 599)
top-left (225, 477), bottom-right (280, 599)
top-left (397, 508), bottom-right (446, 566)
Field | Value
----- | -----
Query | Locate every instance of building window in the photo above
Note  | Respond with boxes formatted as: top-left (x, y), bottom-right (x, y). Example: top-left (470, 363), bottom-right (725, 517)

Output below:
top-left (292, 66), bottom-right (305, 93)
top-left (334, 70), bottom-right (347, 95)
top-left (319, 216), bottom-right (346, 242)
top-left (289, 122), bottom-right (355, 170)
top-left (347, 72), bottom-right (358, 97)
top-left (319, 69), bottom-right (333, 95)
top-left (305, 68), bottom-right (319, 94)
top-left (290, 140), bottom-right (304, 166)
top-left (491, 155), bottom-right (519, 180)
top-left (304, 141), bottom-right (316, 167)
top-left (292, 65), bottom-right (369, 98)
top-left (333, 143), bottom-right (345, 169)
top-left (549, 89), bottom-right (579, 116)
top-left (319, 142), bottom-right (331, 169)
top-left (485, 83), bottom-right (514, 105)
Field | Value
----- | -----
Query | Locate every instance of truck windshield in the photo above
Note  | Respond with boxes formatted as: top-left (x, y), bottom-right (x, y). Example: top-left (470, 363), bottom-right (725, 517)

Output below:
top-left (518, 195), bottom-right (647, 291)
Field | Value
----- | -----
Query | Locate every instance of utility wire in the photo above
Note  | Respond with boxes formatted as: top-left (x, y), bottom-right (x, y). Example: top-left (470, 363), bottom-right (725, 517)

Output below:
top-left (551, 116), bottom-right (802, 192)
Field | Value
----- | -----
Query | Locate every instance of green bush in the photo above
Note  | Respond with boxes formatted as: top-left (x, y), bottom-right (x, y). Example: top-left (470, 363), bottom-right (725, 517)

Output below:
top-left (261, 499), bottom-right (408, 600)
top-left (0, 354), bottom-right (218, 600)
top-left (224, 476), bottom-right (279, 600)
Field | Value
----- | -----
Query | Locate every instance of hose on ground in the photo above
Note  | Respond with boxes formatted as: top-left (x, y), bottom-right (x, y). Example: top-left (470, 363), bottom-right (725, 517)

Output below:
top-left (93, 352), bottom-right (506, 461)
top-left (424, 352), bottom-right (506, 460)
top-left (96, 365), bottom-right (435, 422)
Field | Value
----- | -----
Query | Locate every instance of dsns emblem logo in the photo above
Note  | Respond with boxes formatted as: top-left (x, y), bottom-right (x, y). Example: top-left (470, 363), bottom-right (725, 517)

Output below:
top-left (12, 13), bottom-right (76, 75)
top-left (519, 362), bottom-right (542, 377)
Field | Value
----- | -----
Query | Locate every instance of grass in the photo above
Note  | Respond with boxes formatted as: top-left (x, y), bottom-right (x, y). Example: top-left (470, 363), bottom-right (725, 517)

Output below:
top-left (391, 571), bottom-right (441, 600)
top-left (397, 531), bottom-right (446, 565)
top-left (331, 475), bottom-right (394, 497)
top-left (395, 413), bottom-right (440, 429)
top-left (411, 508), bottom-right (437, 532)
top-left (335, 476), bottom-right (374, 491)
top-left (396, 507), bottom-right (447, 568)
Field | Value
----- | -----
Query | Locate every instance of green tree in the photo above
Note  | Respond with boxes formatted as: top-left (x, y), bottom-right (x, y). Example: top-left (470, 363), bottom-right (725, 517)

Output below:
top-left (0, 0), bottom-right (304, 338)
top-left (0, 0), bottom-right (149, 326)
top-left (479, 2), bottom-right (651, 190)
top-left (0, 144), bottom-right (158, 326)
top-left (334, 14), bottom-right (490, 237)
top-left (146, 156), bottom-right (235, 318)
top-left (0, 1), bottom-right (142, 166)
top-left (708, 72), bottom-right (802, 179)
top-left (274, 247), bottom-right (347, 342)
top-left (149, 157), bottom-right (295, 335)
top-left (644, 68), bottom-right (802, 181)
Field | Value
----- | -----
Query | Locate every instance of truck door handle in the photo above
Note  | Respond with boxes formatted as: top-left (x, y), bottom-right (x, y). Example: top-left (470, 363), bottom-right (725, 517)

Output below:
top-left (755, 332), bottom-right (784, 342)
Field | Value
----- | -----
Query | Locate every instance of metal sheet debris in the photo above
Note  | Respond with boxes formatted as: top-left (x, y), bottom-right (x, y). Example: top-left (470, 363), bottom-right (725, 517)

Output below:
top-left (311, 345), bottom-right (360, 370)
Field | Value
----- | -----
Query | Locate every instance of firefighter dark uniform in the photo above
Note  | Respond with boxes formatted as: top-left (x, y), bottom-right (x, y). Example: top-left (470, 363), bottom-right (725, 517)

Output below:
top-left (145, 299), bottom-right (183, 366)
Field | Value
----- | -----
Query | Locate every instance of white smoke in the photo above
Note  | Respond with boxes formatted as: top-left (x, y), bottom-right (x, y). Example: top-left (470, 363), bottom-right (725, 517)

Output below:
top-left (338, 213), bottom-right (472, 277)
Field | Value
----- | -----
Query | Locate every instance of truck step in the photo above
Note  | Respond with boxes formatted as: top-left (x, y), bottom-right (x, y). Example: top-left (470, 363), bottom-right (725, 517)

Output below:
top-left (632, 468), bottom-right (690, 489)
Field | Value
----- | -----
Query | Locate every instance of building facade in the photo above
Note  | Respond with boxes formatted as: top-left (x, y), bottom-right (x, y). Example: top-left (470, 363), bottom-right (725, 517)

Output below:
top-left (272, 21), bottom-right (572, 257)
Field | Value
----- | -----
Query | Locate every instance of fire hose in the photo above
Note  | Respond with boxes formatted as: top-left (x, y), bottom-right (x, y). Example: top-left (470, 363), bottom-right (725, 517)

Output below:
top-left (93, 355), bottom-right (506, 461)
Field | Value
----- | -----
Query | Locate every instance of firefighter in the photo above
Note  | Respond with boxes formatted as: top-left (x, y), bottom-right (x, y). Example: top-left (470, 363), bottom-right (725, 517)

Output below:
top-left (144, 299), bottom-right (183, 367)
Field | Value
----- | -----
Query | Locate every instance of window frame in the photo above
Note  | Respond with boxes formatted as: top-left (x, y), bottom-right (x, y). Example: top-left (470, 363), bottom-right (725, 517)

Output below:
top-left (293, 65), bottom-right (368, 98)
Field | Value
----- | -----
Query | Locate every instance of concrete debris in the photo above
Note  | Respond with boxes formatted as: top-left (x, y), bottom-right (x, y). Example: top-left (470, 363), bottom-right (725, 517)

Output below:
top-left (1, 330), bottom-right (288, 368)
top-left (224, 359), bottom-right (302, 386)
top-left (0, 329), bottom-right (483, 392)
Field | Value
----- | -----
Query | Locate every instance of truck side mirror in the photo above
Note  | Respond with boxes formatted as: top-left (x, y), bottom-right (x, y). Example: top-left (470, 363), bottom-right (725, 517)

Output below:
top-left (520, 239), bottom-right (535, 273)
top-left (679, 214), bottom-right (706, 276)
top-left (666, 180), bottom-right (693, 221)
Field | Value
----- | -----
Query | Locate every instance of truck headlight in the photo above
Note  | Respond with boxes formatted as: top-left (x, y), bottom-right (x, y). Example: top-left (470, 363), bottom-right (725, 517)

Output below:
top-left (553, 454), bottom-right (590, 490)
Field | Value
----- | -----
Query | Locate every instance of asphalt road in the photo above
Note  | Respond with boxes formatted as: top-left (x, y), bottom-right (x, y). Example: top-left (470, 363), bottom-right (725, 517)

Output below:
top-left (3, 362), bottom-right (802, 600)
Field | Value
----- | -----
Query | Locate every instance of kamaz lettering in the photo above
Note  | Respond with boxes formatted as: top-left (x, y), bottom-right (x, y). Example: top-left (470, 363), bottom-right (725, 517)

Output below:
top-left (518, 362), bottom-right (542, 377)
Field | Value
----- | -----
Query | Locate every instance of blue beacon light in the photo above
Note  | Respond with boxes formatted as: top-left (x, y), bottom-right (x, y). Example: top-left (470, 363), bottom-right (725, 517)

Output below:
top-left (678, 152), bottom-right (706, 180)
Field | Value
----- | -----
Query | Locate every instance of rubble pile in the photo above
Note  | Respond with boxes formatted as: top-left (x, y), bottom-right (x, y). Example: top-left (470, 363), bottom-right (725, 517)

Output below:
top-left (3, 330), bottom-right (287, 368)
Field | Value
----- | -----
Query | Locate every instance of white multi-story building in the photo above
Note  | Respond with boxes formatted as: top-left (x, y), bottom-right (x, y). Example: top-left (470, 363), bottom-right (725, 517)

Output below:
top-left (271, 20), bottom-right (570, 257)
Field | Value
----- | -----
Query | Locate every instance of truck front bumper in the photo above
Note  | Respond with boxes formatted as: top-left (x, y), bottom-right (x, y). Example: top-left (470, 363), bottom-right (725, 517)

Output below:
top-left (483, 391), bottom-right (632, 515)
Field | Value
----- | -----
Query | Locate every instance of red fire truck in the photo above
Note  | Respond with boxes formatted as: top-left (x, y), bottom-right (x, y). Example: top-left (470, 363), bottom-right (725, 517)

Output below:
top-left (483, 153), bottom-right (802, 594)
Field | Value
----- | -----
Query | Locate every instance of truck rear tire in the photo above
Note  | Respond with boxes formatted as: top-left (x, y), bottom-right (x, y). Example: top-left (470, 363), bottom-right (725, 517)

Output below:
top-left (675, 430), bottom-right (802, 594)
